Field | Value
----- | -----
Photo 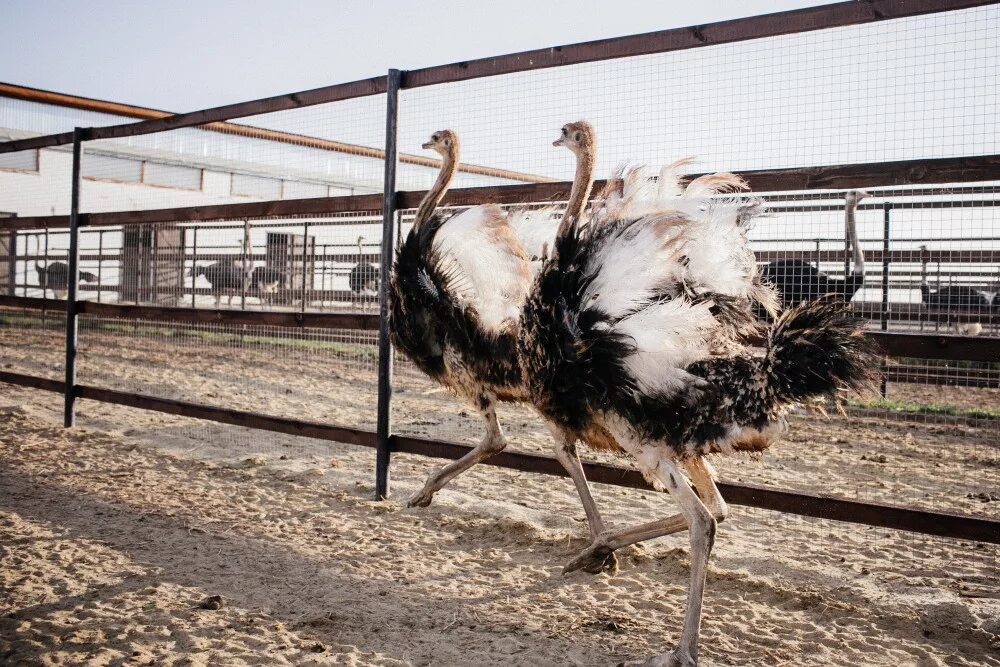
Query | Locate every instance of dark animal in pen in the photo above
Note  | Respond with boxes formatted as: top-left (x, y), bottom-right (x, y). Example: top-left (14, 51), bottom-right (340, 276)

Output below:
top-left (919, 283), bottom-right (994, 336)
top-left (349, 236), bottom-right (380, 309)
top-left (35, 262), bottom-right (98, 299)
top-left (759, 190), bottom-right (869, 311)
top-left (919, 244), bottom-right (998, 336)
top-left (189, 261), bottom-right (249, 308)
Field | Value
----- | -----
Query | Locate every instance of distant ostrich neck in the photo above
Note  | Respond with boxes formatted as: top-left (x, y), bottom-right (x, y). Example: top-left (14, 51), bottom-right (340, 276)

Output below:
top-left (415, 146), bottom-right (458, 229)
top-left (846, 195), bottom-right (865, 275)
top-left (564, 146), bottom-right (596, 223)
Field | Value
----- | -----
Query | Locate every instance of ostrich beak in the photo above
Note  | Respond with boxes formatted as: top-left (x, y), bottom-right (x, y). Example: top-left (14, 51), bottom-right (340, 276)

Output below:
top-left (421, 141), bottom-right (434, 150)
top-left (553, 137), bottom-right (565, 147)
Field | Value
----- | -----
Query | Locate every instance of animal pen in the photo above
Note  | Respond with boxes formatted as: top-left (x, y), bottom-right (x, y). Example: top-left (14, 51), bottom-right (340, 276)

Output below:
top-left (1, 0), bottom-right (998, 595)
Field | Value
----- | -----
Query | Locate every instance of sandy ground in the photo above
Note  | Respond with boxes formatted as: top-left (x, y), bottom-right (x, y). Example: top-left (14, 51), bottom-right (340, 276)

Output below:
top-left (1, 316), bottom-right (999, 665)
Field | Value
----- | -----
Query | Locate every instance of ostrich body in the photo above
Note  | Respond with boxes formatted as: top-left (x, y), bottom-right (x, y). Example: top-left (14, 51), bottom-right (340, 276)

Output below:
top-left (761, 190), bottom-right (869, 308)
top-left (36, 261), bottom-right (97, 299)
top-left (389, 129), bottom-right (533, 509)
top-left (920, 283), bottom-right (992, 336)
top-left (511, 133), bottom-right (879, 667)
top-left (349, 236), bottom-right (380, 308)
top-left (191, 261), bottom-right (247, 307)
top-left (919, 245), bottom-right (995, 336)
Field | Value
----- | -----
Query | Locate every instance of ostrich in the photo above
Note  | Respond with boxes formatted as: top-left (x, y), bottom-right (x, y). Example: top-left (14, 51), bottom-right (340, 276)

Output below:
top-left (506, 128), bottom-right (881, 666)
top-left (919, 247), bottom-right (993, 336)
top-left (349, 236), bottom-right (380, 309)
top-left (393, 126), bottom-right (619, 542)
top-left (190, 261), bottom-right (247, 307)
top-left (390, 128), bottom-right (536, 509)
top-left (761, 190), bottom-right (869, 308)
top-left (36, 261), bottom-right (97, 299)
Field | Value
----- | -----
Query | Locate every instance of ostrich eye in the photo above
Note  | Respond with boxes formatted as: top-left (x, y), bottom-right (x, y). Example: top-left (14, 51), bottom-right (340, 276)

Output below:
top-left (432, 134), bottom-right (439, 141)
top-left (561, 127), bottom-right (567, 135)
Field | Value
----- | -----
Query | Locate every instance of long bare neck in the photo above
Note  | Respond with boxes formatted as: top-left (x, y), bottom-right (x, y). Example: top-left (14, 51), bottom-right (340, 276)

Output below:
top-left (414, 150), bottom-right (458, 230)
top-left (845, 197), bottom-right (865, 275)
top-left (564, 147), bottom-right (595, 224)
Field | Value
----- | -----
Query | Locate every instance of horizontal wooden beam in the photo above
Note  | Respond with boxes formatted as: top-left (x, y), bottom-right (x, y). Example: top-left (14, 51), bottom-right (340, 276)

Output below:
top-left (403, 0), bottom-right (1000, 88)
top-left (868, 331), bottom-right (1000, 362)
top-left (6, 152), bottom-right (1000, 231)
top-left (0, 370), bottom-right (65, 392)
top-left (390, 435), bottom-right (1000, 544)
top-left (3, 374), bottom-right (996, 544)
top-left (75, 301), bottom-right (379, 329)
top-left (0, 295), bottom-right (67, 310)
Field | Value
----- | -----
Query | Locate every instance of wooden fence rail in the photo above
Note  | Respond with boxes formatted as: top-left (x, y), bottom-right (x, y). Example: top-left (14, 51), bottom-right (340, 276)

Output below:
top-left (0, 369), bottom-right (996, 545)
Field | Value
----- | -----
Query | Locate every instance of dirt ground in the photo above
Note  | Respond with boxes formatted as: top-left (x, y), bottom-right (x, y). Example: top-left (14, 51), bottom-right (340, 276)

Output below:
top-left (1, 320), bottom-right (999, 666)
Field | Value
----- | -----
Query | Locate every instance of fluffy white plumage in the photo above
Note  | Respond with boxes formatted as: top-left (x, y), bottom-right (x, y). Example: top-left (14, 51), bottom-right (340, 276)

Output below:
top-left (432, 204), bottom-right (531, 332)
top-left (507, 207), bottom-right (560, 261)
top-left (616, 298), bottom-right (717, 395)
top-left (580, 159), bottom-right (771, 397)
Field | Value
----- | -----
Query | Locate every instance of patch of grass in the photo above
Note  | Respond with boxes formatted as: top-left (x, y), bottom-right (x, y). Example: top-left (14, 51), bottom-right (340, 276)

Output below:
top-left (846, 397), bottom-right (1000, 421)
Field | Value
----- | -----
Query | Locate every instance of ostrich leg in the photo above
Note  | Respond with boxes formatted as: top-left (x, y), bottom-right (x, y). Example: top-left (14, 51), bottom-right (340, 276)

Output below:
top-left (407, 398), bottom-right (506, 507)
top-left (624, 452), bottom-right (718, 667)
top-left (547, 424), bottom-right (617, 573)
top-left (563, 457), bottom-right (727, 575)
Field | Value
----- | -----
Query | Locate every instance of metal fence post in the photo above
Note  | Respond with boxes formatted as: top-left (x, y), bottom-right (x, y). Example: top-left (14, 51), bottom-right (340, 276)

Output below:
top-left (64, 127), bottom-right (85, 427)
top-left (880, 203), bottom-right (891, 398)
top-left (375, 69), bottom-right (402, 500)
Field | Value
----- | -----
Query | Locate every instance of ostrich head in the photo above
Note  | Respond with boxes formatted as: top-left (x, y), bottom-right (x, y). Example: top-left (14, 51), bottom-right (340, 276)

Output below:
top-left (553, 120), bottom-right (596, 156)
top-left (844, 190), bottom-right (870, 206)
top-left (422, 130), bottom-right (459, 159)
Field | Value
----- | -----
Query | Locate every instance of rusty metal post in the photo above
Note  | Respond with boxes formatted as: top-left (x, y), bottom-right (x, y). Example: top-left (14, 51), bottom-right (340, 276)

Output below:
top-left (375, 69), bottom-right (402, 500)
top-left (64, 127), bottom-right (85, 427)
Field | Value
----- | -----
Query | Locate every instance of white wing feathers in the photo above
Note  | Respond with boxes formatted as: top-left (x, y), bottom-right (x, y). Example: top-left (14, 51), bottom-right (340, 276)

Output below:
top-left (433, 204), bottom-right (531, 332)
top-left (581, 160), bottom-right (767, 396)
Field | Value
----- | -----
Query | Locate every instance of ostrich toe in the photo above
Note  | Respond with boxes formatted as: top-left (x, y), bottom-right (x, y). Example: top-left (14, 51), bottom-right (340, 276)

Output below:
top-left (562, 542), bottom-right (619, 575)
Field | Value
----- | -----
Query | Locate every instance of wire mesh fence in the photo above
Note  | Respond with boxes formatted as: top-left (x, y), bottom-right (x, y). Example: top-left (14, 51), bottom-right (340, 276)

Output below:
top-left (0, 1), bottom-right (997, 562)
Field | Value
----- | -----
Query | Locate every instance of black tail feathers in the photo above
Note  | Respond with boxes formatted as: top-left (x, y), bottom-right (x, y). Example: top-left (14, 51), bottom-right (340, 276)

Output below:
top-left (764, 295), bottom-right (880, 404)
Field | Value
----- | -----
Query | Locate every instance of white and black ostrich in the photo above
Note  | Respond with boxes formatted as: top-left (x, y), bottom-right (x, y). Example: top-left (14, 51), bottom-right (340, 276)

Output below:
top-left (760, 190), bottom-right (869, 309)
top-left (511, 129), bottom-right (880, 666)
top-left (349, 236), bottom-right (380, 309)
top-left (389, 129), bottom-right (532, 509)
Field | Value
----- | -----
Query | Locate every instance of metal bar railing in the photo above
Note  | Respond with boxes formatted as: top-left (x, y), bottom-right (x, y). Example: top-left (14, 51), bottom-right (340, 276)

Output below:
top-left (62, 128), bottom-right (83, 427)
top-left (375, 69), bottom-right (402, 500)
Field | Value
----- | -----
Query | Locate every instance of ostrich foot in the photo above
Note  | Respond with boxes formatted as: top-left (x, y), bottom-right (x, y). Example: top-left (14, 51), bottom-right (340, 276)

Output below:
top-left (619, 649), bottom-right (696, 667)
top-left (562, 541), bottom-right (619, 575)
top-left (406, 487), bottom-right (436, 508)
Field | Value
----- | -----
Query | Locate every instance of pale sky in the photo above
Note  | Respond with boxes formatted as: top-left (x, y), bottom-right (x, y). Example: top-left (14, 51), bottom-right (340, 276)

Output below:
top-left (0, 0), bottom-right (838, 111)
